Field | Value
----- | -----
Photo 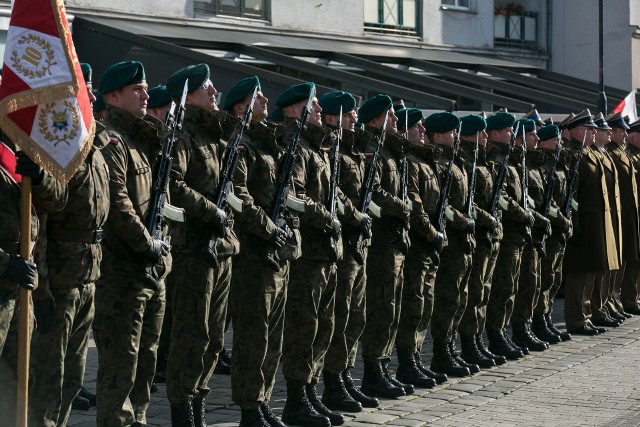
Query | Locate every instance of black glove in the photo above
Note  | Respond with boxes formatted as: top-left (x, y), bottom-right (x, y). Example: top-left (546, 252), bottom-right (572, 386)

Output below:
top-left (541, 217), bottom-right (552, 237)
top-left (147, 238), bottom-right (170, 261)
top-left (462, 237), bottom-right (474, 255)
top-left (489, 216), bottom-right (499, 234)
top-left (359, 213), bottom-right (372, 239)
top-left (269, 227), bottom-right (287, 250)
top-left (1, 254), bottom-right (37, 291)
top-left (463, 217), bottom-right (476, 234)
top-left (211, 207), bottom-right (229, 238)
top-left (15, 151), bottom-right (44, 184)
top-left (330, 217), bottom-right (342, 239)
top-left (525, 211), bottom-right (535, 227)
top-left (430, 231), bottom-right (445, 253)
top-left (34, 295), bottom-right (56, 334)
top-left (429, 249), bottom-right (440, 266)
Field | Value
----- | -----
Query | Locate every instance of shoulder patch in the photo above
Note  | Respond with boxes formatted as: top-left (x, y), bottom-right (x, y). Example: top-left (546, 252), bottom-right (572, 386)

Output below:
top-left (237, 145), bottom-right (246, 153)
top-left (109, 136), bottom-right (119, 145)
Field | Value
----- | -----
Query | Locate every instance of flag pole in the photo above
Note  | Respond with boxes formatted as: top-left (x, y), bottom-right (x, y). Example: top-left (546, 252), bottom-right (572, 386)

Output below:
top-left (17, 176), bottom-right (32, 427)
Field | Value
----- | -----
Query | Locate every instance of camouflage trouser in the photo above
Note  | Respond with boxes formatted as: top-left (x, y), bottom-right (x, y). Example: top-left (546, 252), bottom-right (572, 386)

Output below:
top-left (283, 259), bottom-right (337, 384)
top-left (431, 238), bottom-right (473, 343)
top-left (621, 259), bottom-right (640, 310)
top-left (564, 272), bottom-right (598, 330)
top-left (29, 283), bottom-right (95, 427)
top-left (459, 240), bottom-right (500, 336)
top-left (156, 279), bottom-right (175, 375)
top-left (0, 287), bottom-right (17, 357)
top-left (230, 256), bottom-right (288, 410)
top-left (396, 251), bottom-right (437, 354)
top-left (486, 242), bottom-right (523, 331)
top-left (93, 272), bottom-right (165, 427)
top-left (166, 253), bottom-right (232, 404)
top-left (324, 248), bottom-right (368, 374)
top-left (511, 245), bottom-right (540, 324)
top-left (534, 237), bottom-right (564, 316)
top-left (0, 289), bottom-right (20, 426)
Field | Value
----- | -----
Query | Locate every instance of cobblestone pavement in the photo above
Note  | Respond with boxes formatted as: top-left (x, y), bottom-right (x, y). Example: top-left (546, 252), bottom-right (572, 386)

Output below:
top-left (68, 298), bottom-right (640, 426)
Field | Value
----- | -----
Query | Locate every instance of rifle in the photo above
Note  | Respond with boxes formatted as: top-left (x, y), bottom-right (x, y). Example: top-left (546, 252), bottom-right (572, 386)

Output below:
top-left (464, 132), bottom-right (478, 223)
top-left (433, 121), bottom-right (462, 237)
top-left (519, 125), bottom-right (533, 244)
top-left (263, 88), bottom-right (315, 272)
top-left (399, 111), bottom-right (410, 254)
top-left (326, 106), bottom-right (343, 262)
top-left (538, 137), bottom-right (562, 252)
top-left (487, 122), bottom-right (518, 242)
top-left (563, 132), bottom-right (587, 218)
top-left (202, 86), bottom-right (258, 268)
top-left (140, 80), bottom-right (188, 290)
top-left (351, 110), bottom-right (389, 265)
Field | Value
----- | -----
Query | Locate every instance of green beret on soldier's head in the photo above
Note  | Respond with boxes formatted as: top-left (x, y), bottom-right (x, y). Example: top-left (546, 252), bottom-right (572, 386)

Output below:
top-left (485, 111), bottom-right (516, 131)
top-left (275, 82), bottom-right (315, 108)
top-left (147, 85), bottom-right (172, 109)
top-left (93, 92), bottom-right (106, 113)
top-left (396, 108), bottom-right (424, 132)
top-left (358, 94), bottom-right (392, 124)
top-left (459, 114), bottom-right (487, 136)
top-left (537, 124), bottom-right (560, 142)
top-left (223, 76), bottom-right (261, 111)
top-left (166, 63), bottom-right (211, 98)
top-left (318, 91), bottom-right (356, 115)
top-left (270, 106), bottom-right (284, 123)
top-left (423, 112), bottom-right (460, 134)
top-left (99, 60), bottom-right (145, 94)
top-left (80, 62), bottom-right (92, 84)
top-left (513, 118), bottom-right (536, 134)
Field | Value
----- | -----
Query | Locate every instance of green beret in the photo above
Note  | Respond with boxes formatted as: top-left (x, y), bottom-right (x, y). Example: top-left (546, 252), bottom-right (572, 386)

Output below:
top-left (223, 76), bottom-right (261, 111)
top-left (513, 118), bottom-right (536, 134)
top-left (99, 60), bottom-right (145, 94)
top-left (80, 62), bottom-right (92, 84)
top-left (318, 91), bottom-right (356, 115)
top-left (424, 112), bottom-right (460, 134)
top-left (166, 64), bottom-right (210, 98)
top-left (485, 112), bottom-right (516, 131)
top-left (459, 114), bottom-right (487, 136)
top-left (537, 124), bottom-right (560, 141)
top-left (358, 94), bottom-right (392, 124)
top-left (275, 82), bottom-right (315, 108)
top-left (396, 108), bottom-right (424, 131)
top-left (147, 85), bottom-right (172, 109)
top-left (270, 106), bottom-right (284, 122)
top-left (93, 92), bottom-right (106, 113)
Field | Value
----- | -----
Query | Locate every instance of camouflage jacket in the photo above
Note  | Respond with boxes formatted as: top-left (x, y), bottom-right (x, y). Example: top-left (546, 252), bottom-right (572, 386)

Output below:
top-left (534, 148), bottom-right (570, 235)
top-left (169, 106), bottom-right (240, 257)
top-left (525, 149), bottom-right (557, 240)
top-left (101, 106), bottom-right (172, 276)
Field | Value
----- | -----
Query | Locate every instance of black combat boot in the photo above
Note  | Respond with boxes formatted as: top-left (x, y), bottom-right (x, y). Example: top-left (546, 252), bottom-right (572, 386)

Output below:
top-left (321, 370), bottom-right (362, 413)
top-left (395, 349), bottom-right (437, 388)
top-left (460, 334), bottom-right (495, 369)
top-left (191, 396), bottom-right (207, 427)
top-left (503, 327), bottom-right (529, 355)
top-left (78, 387), bottom-right (97, 406)
top-left (430, 340), bottom-right (470, 377)
top-left (532, 314), bottom-right (561, 344)
top-left (361, 358), bottom-right (405, 398)
top-left (381, 359), bottom-right (414, 395)
top-left (306, 382), bottom-right (344, 426)
top-left (240, 407), bottom-right (269, 427)
top-left (545, 313), bottom-right (571, 341)
top-left (475, 333), bottom-right (506, 365)
top-left (282, 379), bottom-right (330, 427)
top-left (511, 322), bottom-right (547, 352)
top-left (342, 368), bottom-right (379, 408)
top-left (486, 328), bottom-right (523, 360)
top-left (414, 352), bottom-right (448, 384)
top-left (448, 340), bottom-right (480, 374)
top-left (260, 402), bottom-right (286, 427)
top-left (170, 403), bottom-right (195, 427)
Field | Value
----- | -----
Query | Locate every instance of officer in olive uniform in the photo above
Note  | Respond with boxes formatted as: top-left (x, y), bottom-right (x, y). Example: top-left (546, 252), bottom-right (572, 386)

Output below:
top-left (94, 60), bottom-right (172, 426)
top-left (623, 120), bottom-right (640, 314)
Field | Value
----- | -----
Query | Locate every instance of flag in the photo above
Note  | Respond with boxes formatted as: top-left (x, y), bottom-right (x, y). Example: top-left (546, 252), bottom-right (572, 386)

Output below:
top-left (0, 141), bottom-right (21, 183)
top-left (612, 91), bottom-right (639, 123)
top-left (0, 0), bottom-right (95, 184)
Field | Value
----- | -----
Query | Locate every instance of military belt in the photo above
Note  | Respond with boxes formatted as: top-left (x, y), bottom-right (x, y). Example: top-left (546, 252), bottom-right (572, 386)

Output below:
top-left (0, 240), bottom-right (19, 254)
top-left (48, 228), bottom-right (103, 244)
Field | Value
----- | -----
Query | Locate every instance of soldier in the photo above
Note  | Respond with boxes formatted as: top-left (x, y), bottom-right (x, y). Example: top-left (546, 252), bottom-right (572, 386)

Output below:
top-left (93, 93), bottom-right (108, 121)
top-left (163, 64), bottom-right (239, 427)
top-left (225, 76), bottom-right (301, 427)
top-left (319, 91), bottom-right (378, 411)
top-left (623, 120), bottom-right (640, 315)
top-left (28, 62), bottom-right (111, 426)
top-left (604, 112), bottom-right (639, 321)
top-left (357, 95), bottom-right (413, 399)
top-left (484, 111), bottom-right (532, 360)
top-left (424, 112), bottom-right (477, 377)
top-left (146, 85), bottom-right (173, 122)
top-left (394, 108), bottom-right (447, 387)
top-left (531, 124), bottom-right (573, 343)
top-left (93, 60), bottom-right (172, 426)
top-left (456, 114), bottom-right (505, 368)
top-left (563, 110), bottom-right (617, 335)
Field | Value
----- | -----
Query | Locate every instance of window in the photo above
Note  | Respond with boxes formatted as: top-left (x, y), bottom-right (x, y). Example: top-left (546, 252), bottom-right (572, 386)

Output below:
top-left (494, 10), bottom-right (537, 49)
top-left (364, 0), bottom-right (420, 37)
top-left (441, 0), bottom-right (470, 9)
top-left (194, 0), bottom-right (269, 20)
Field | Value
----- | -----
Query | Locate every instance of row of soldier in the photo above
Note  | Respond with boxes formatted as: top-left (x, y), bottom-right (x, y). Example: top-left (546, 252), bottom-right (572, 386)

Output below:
top-left (0, 58), bottom-right (639, 427)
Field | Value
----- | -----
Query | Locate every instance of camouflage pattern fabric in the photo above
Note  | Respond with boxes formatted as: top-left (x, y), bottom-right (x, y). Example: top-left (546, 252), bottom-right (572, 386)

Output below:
top-left (534, 237), bottom-right (564, 316)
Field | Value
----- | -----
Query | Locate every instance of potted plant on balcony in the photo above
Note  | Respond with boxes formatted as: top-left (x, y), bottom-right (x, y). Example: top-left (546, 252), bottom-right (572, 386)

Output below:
top-left (495, 1), bottom-right (525, 16)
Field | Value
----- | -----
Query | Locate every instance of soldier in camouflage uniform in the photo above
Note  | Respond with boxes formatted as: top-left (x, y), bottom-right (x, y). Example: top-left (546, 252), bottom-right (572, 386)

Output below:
top-left (394, 108), bottom-right (446, 388)
top-left (623, 120), bottom-right (640, 314)
top-left (484, 111), bottom-right (533, 360)
top-left (319, 91), bottom-right (377, 412)
top-left (93, 61), bottom-right (172, 426)
top-left (456, 114), bottom-right (505, 368)
top-left (510, 119), bottom-right (553, 352)
top-left (163, 64), bottom-right (239, 427)
top-left (531, 124), bottom-right (573, 343)
top-left (28, 62), bottom-right (112, 427)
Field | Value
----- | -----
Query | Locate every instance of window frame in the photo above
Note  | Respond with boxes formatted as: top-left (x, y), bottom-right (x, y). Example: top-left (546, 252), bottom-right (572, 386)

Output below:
top-left (364, 0), bottom-right (422, 37)
top-left (193, 0), bottom-right (271, 21)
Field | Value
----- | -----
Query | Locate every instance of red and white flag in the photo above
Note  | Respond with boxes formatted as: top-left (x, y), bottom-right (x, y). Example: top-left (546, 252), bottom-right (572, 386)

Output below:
top-left (0, 0), bottom-right (95, 184)
top-left (612, 91), bottom-right (639, 123)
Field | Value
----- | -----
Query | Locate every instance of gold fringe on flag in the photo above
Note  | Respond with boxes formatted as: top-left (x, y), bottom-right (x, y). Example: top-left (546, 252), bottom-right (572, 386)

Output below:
top-left (0, 83), bottom-right (78, 116)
